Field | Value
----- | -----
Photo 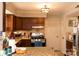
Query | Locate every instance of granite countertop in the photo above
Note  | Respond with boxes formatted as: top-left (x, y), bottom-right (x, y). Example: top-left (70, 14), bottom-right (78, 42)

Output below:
top-left (13, 47), bottom-right (54, 56)
top-left (13, 47), bottom-right (64, 56)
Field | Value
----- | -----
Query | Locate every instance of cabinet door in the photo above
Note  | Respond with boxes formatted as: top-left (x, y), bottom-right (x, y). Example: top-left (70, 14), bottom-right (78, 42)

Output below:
top-left (66, 40), bottom-right (73, 54)
top-left (13, 16), bottom-right (16, 31)
top-left (15, 17), bottom-right (22, 30)
top-left (32, 18), bottom-right (45, 26)
top-left (32, 18), bottom-right (37, 26)
top-left (6, 14), bottom-right (13, 31)
top-left (37, 18), bottom-right (45, 26)
top-left (22, 18), bottom-right (32, 30)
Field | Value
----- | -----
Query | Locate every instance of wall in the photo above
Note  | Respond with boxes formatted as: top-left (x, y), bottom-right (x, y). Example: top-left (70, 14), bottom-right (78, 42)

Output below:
top-left (60, 15), bottom-right (77, 54)
top-left (60, 15), bottom-right (67, 54)
top-left (45, 15), bottom-right (62, 51)
top-left (0, 2), bottom-right (3, 50)
top-left (45, 14), bottom-right (76, 54)
top-left (62, 16), bottom-right (77, 34)
top-left (0, 2), bottom-right (3, 31)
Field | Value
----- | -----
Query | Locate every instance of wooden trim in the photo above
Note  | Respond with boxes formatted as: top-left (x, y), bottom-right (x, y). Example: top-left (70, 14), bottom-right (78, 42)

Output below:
top-left (3, 2), bottom-right (6, 32)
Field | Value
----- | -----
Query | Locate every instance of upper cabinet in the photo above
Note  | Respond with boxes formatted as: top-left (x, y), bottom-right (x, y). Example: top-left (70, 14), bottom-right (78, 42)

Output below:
top-left (22, 18), bottom-right (32, 30)
top-left (13, 17), bottom-right (33, 30)
top-left (14, 17), bottom-right (45, 30)
top-left (6, 15), bottom-right (45, 31)
top-left (14, 17), bottom-right (22, 30)
top-left (5, 14), bottom-right (14, 31)
top-left (32, 18), bottom-right (45, 26)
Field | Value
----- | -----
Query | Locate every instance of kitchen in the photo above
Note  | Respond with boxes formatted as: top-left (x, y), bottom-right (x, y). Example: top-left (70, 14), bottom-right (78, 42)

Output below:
top-left (1, 2), bottom-right (79, 56)
top-left (2, 2), bottom-right (51, 56)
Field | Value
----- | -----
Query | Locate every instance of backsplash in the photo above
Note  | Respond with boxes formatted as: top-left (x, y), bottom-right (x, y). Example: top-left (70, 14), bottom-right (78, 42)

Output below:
top-left (13, 28), bottom-right (45, 38)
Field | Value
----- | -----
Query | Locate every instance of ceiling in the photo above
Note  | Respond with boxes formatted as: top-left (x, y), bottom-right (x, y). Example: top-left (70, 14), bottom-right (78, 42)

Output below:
top-left (6, 2), bottom-right (79, 16)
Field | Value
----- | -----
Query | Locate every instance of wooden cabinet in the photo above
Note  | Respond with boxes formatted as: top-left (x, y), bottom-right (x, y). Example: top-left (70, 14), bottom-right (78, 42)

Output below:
top-left (16, 39), bottom-right (31, 47)
top-left (5, 14), bottom-right (14, 31)
top-left (14, 17), bottom-right (22, 30)
top-left (66, 40), bottom-right (73, 55)
top-left (13, 16), bottom-right (16, 31)
top-left (22, 18), bottom-right (32, 30)
top-left (32, 18), bottom-right (45, 26)
top-left (13, 17), bottom-right (33, 30)
top-left (14, 17), bottom-right (45, 31)
top-left (37, 18), bottom-right (45, 26)
top-left (6, 16), bottom-right (45, 31)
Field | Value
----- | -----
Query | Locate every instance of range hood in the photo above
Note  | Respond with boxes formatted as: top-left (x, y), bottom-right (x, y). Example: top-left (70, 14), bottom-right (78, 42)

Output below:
top-left (32, 26), bottom-right (44, 28)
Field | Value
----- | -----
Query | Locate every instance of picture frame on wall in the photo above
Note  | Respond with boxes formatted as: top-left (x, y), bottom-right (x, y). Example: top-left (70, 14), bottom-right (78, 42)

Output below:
top-left (68, 20), bottom-right (73, 27)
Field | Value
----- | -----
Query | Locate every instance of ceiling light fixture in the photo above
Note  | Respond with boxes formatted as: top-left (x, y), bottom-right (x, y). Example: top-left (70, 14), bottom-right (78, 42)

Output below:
top-left (41, 5), bottom-right (49, 13)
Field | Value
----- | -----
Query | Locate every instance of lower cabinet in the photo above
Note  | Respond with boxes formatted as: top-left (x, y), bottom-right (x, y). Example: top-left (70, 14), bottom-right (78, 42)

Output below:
top-left (31, 42), bottom-right (46, 47)
top-left (31, 39), bottom-right (46, 47)
top-left (16, 39), bottom-right (46, 47)
top-left (66, 40), bottom-right (73, 55)
top-left (16, 39), bottom-right (31, 47)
